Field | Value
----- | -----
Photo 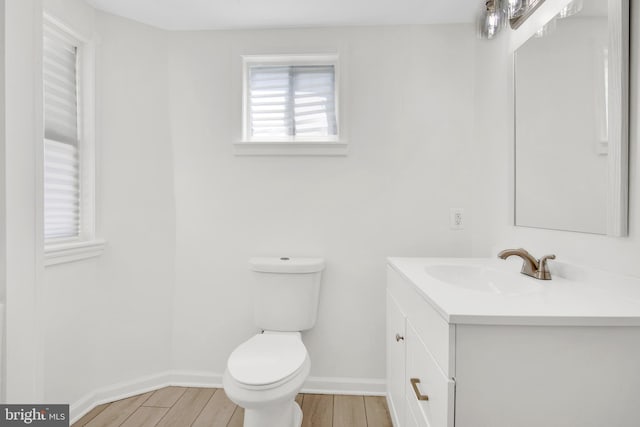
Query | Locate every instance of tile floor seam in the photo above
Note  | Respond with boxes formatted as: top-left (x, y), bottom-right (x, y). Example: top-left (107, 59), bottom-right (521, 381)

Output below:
top-left (189, 389), bottom-right (217, 426)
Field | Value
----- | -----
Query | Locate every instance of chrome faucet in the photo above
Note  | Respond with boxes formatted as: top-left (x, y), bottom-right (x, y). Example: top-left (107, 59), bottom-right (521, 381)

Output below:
top-left (497, 248), bottom-right (556, 280)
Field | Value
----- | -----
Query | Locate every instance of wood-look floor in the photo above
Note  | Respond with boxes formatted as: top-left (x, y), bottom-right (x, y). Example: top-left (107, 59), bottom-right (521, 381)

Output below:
top-left (72, 387), bottom-right (392, 427)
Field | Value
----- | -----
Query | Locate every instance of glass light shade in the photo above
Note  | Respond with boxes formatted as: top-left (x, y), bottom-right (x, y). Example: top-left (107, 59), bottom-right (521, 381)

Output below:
top-left (559, 0), bottom-right (584, 19)
top-left (504, 0), bottom-right (527, 19)
top-left (477, 1), bottom-right (506, 39)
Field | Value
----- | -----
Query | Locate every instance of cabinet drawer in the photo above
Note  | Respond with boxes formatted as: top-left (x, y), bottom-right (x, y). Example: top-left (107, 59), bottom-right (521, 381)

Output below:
top-left (405, 322), bottom-right (455, 427)
top-left (387, 265), bottom-right (455, 376)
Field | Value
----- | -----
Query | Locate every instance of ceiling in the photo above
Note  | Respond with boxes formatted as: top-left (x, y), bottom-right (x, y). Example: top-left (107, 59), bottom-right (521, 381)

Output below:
top-left (84, 0), bottom-right (480, 31)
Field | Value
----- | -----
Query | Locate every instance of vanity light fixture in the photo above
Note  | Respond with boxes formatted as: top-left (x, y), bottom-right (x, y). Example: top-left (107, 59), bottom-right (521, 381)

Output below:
top-left (478, 0), bottom-right (548, 38)
top-left (506, 0), bottom-right (527, 19)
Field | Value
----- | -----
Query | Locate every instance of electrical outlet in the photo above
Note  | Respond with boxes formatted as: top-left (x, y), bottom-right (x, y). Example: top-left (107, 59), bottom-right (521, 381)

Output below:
top-left (450, 208), bottom-right (464, 230)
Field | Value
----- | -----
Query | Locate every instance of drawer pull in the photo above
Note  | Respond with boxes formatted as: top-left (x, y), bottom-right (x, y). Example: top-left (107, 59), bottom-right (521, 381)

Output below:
top-left (395, 333), bottom-right (404, 342)
top-left (410, 378), bottom-right (429, 401)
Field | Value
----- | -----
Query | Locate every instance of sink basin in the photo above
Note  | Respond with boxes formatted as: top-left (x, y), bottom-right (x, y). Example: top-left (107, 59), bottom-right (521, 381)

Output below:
top-left (425, 264), bottom-right (541, 295)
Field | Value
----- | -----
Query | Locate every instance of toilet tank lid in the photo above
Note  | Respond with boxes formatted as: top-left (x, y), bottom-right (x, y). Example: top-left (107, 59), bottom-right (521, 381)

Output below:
top-left (249, 257), bottom-right (325, 273)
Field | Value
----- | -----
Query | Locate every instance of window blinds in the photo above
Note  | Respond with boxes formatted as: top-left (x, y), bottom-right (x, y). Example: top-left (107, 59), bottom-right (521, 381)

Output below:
top-left (248, 65), bottom-right (337, 138)
top-left (43, 22), bottom-right (80, 240)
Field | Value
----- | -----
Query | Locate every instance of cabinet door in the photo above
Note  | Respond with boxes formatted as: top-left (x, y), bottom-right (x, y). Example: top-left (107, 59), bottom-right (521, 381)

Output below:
top-left (387, 291), bottom-right (406, 426)
top-left (405, 322), bottom-right (455, 427)
top-left (405, 401), bottom-right (425, 427)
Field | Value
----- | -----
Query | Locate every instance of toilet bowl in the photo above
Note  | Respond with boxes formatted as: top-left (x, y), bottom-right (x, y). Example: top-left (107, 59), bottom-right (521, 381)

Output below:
top-left (223, 332), bottom-right (311, 427)
top-left (223, 257), bottom-right (324, 427)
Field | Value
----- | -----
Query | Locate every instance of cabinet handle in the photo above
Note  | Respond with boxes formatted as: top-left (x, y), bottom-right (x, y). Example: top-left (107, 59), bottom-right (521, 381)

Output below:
top-left (410, 378), bottom-right (429, 401)
top-left (395, 333), bottom-right (404, 342)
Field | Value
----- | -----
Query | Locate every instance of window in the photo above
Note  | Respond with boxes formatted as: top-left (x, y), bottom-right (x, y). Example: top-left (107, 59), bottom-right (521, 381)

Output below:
top-left (248, 64), bottom-right (337, 139)
top-left (43, 21), bottom-right (80, 241)
top-left (43, 16), bottom-right (103, 265)
top-left (238, 54), bottom-right (346, 156)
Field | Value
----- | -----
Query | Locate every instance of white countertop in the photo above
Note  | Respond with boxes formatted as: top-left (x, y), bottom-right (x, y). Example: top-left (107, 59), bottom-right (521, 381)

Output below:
top-left (387, 257), bottom-right (640, 326)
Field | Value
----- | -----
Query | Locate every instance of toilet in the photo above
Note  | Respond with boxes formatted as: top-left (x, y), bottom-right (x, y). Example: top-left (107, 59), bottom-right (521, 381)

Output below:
top-left (223, 257), bottom-right (324, 427)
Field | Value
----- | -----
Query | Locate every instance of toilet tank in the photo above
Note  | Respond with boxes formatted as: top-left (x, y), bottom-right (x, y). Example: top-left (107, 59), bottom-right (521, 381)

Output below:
top-left (249, 257), bottom-right (324, 332)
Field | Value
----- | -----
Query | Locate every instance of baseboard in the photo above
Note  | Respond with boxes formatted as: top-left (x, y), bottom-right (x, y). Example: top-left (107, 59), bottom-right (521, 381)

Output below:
top-left (302, 376), bottom-right (385, 396)
top-left (169, 371), bottom-right (385, 395)
top-left (387, 393), bottom-right (400, 426)
top-left (70, 371), bottom-right (175, 424)
top-left (168, 370), bottom-right (223, 388)
top-left (70, 370), bottom-right (385, 424)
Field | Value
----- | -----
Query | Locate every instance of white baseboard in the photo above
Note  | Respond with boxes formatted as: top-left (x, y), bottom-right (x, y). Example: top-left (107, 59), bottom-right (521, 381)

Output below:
top-left (168, 371), bottom-right (385, 395)
top-left (302, 376), bottom-right (385, 396)
top-left (70, 370), bottom-right (386, 424)
top-left (168, 370), bottom-right (223, 388)
top-left (70, 371), bottom-right (174, 425)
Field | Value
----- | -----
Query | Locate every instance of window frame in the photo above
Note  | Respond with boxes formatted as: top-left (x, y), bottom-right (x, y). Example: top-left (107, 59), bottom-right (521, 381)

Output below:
top-left (237, 54), bottom-right (347, 156)
top-left (43, 14), bottom-right (104, 266)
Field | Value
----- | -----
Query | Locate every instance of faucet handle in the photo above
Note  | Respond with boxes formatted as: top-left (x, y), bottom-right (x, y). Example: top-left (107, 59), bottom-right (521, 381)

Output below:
top-left (536, 254), bottom-right (556, 280)
top-left (539, 254), bottom-right (556, 264)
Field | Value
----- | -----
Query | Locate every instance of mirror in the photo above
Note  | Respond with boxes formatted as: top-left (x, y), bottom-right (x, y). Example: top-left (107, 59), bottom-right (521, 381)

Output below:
top-left (514, 0), bottom-right (628, 235)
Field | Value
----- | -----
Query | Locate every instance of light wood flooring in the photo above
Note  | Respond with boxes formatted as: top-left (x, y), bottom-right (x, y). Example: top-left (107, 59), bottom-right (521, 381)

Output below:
top-left (72, 387), bottom-right (393, 427)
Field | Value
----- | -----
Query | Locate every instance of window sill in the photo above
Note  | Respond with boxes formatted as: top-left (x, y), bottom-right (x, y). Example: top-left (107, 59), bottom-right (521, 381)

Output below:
top-left (44, 239), bottom-right (106, 267)
top-left (234, 141), bottom-right (348, 156)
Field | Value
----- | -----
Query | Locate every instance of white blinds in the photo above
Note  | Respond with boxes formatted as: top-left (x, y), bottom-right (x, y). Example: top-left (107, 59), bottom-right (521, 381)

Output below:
top-left (248, 65), bottom-right (337, 138)
top-left (43, 22), bottom-right (80, 240)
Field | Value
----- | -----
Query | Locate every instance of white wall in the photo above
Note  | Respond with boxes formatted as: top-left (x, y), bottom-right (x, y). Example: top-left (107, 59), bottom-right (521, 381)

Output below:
top-left (472, 3), bottom-right (640, 276)
top-left (167, 25), bottom-right (475, 384)
top-left (0, 0), bottom-right (6, 402)
top-left (39, 2), bottom-right (177, 408)
top-left (91, 9), bottom-right (175, 392)
top-left (4, 0), bottom-right (43, 402)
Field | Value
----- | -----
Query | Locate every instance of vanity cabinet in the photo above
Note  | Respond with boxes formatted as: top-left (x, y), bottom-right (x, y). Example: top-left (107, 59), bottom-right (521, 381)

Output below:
top-left (386, 263), bottom-right (640, 427)
top-left (387, 267), bottom-right (455, 427)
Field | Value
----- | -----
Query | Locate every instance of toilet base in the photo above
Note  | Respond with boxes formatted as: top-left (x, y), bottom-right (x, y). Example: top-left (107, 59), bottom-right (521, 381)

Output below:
top-left (223, 331), bottom-right (311, 427)
top-left (293, 401), bottom-right (303, 426)
top-left (223, 354), bottom-right (310, 427)
top-left (243, 400), bottom-right (302, 427)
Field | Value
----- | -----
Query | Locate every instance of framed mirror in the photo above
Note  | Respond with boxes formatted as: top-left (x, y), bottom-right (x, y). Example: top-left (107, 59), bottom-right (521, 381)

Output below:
top-left (514, 0), bottom-right (629, 236)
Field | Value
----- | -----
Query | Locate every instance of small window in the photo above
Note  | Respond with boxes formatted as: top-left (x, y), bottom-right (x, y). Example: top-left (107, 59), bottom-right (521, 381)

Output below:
top-left (248, 64), bottom-right (337, 139)
top-left (43, 20), bottom-right (81, 241)
top-left (240, 55), bottom-right (345, 155)
top-left (43, 16), bottom-right (104, 264)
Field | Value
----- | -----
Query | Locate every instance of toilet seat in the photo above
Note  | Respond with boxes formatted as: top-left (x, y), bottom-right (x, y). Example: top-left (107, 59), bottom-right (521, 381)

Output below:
top-left (227, 332), bottom-right (307, 388)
